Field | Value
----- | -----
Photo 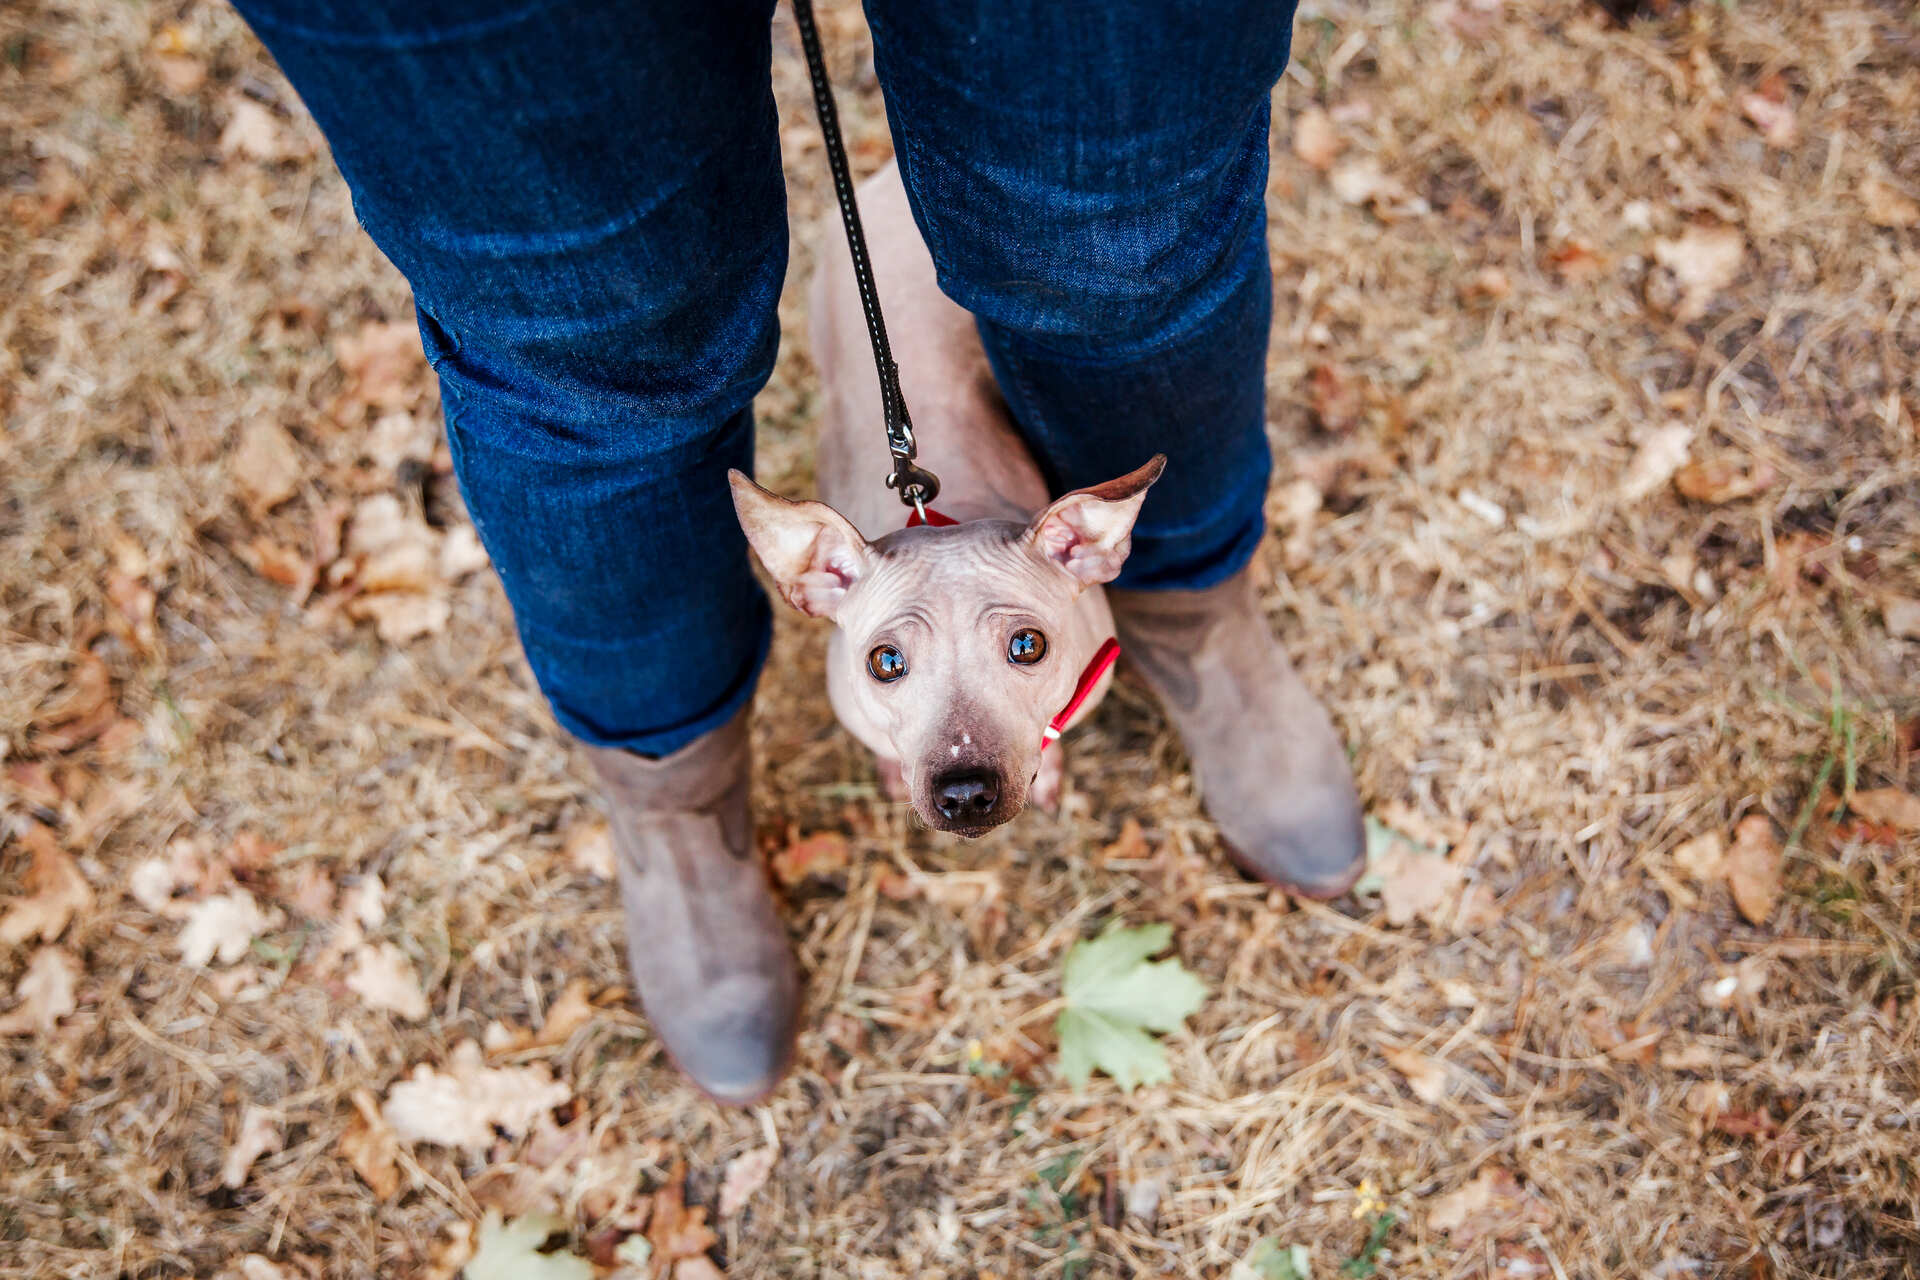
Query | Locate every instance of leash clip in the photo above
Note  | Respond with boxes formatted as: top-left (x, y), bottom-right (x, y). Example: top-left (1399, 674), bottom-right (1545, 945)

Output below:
top-left (887, 455), bottom-right (942, 514)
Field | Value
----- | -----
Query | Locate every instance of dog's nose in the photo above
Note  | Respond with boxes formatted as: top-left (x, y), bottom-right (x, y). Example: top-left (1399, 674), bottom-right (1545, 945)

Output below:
top-left (932, 769), bottom-right (998, 821)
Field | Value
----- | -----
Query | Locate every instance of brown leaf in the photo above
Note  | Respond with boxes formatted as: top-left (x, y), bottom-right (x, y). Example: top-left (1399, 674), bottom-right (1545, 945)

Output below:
top-left (1306, 363), bottom-right (1364, 433)
top-left (1382, 1045), bottom-right (1449, 1104)
top-left (718, 1145), bottom-right (777, 1217)
top-left (1291, 107), bottom-right (1342, 171)
top-left (346, 942), bottom-right (430, 1021)
top-left (1860, 174), bottom-right (1920, 229)
top-left (1652, 225), bottom-right (1745, 322)
top-left (333, 320), bottom-right (426, 423)
top-left (1673, 458), bottom-right (1777, 504)
top-left (339, 1089), bottom-right (402, 1199)
top-left (1849, 788), bottom-right (1920, 833)
top-left (1724, 816), bottom-right (1781, 925)
top-left (1546, 241), bottom-right (1607, 282)
top-left (0, 825), bottom-right (95, 946)
top-left (563, 820), bottom-right (615, 880)
top-left (770, 832), bottom-right (850, 888)
top-left (230, 421), bottom-right (303, 518)
top-left (1427, 1166), bottom-right (1555, 1247)
top-left (220, 1103), bottom-right (284, 1188)
top-left (530, 979), bottom-right (596, 1049)
top-left (1618, 423), bottom-right (1693, 501)
top-left (347, 592), bottom-right (451, 645)
top-left (0, 946), bottom-right (82, 1035)
top-left (647, 1162), bottom-right (720, 1268)
top-left (1096, 818), bottom-right (1151, 866)
top-left (1738, 92), bottom-right (1797, 148)
top-left (1882, 598), bottom-right (1920, 640)
top-left (177, 889), bottom-right (282, 967)
top-left (381, 1039), bottom-right (570, 1152)
top-left (1671, 831), bottom-right (1726, 883)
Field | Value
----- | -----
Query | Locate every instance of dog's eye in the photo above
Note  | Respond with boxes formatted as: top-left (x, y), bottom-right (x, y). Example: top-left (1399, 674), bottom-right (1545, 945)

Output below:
top-left (867, 644), bottom-right (907, 683)
top-left (1007, 628), bottom-right (1047, 665)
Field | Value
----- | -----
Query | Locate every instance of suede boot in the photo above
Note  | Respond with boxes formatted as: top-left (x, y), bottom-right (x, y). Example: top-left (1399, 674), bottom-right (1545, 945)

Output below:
top-left (1108, 568), bottom-right (1366, 898)
top-left (583, 707), bottom-right (798, 1105)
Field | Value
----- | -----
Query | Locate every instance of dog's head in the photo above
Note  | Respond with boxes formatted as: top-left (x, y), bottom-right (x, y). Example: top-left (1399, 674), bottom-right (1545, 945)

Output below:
top-left (730, 457), bottom-right (1163, 835)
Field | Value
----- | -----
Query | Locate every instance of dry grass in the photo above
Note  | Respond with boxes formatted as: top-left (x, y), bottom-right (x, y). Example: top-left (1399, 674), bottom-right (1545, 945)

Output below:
top-left (4, 0), bottom-right (1918, 1277)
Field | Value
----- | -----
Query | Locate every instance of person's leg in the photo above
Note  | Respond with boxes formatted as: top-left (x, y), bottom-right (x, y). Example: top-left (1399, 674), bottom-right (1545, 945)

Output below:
top-left (865, 0), bottom-right (1366, 894)
top-left (232, 0), bottom-right (781, 756)
top-left (229, 0), bottom-right (798, 1099)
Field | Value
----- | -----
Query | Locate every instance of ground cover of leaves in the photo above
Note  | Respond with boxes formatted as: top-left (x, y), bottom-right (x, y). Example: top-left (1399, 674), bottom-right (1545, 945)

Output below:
top-left (3, 0), bottom-right (1918, 1276)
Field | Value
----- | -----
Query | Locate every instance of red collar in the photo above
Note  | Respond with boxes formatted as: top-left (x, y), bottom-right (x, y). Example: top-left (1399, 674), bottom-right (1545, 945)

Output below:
top-left (905, 507), bottom-right (1118, 749)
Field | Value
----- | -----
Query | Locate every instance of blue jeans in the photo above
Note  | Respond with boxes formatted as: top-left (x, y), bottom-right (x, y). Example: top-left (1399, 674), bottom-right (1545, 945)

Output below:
top-left (231, 0), bottom-right (1298, 755)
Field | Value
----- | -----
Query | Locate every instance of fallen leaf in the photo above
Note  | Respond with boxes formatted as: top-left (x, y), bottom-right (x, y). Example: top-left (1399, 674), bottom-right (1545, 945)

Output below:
top-left (563, 820), bottom-right (616, 880)
top-left (31, 652), bottom-right (111, 732)
top-left (0, 946), bottom-right (81, 1035)
top-left (1382, 1045), bottom-right (1449, 1104)
top-left (1738, 92), bottom-right (1797, 148)
top-left (645, 1163), bottom-right (720, 1270)
top-left (1673, 458), bottom-right (1777, 504)
top-left (1096, 818), bottom-right (1152, 866)
top-left (1292, 107), bottom-right (1342, 171)
top-left (333, 320), bottom-right (426, 423)
top-left (1850, 788), bottom-right (1920, 833)
top-left (220, 1104), bottom-right (283, 1188)
top-left (1724, 816), bottom-right (1781, 925)
top-left (382, 1039), bottom-right (571, 1152)
top-left (1859, 174), bottom-right (1920, 229)
top-left (1618, 423), bottom-right (1693, 500)
top-left (1671, 831), bottom-right (1726, 883)
top-left (1329, 156), bottom-right (1396, 207)
top-left (440, 525), bottom-right (491, 580)
top-left (1427, 1166), bottom-right (1555, 1247)
top-left (1054, 921), bottom-right (1207, 1091)
top-left (770, 832), bottom-right (850, 887)
top-left (1652, 225), bottom-right (1745, 322)
top-left (1701, 954), bottom-right (1768, 1010)
top-left (348, 592), bottom-right (452, 645)
top-left (1547, 240), bottom-right (1607, 282)
top-left (718, 1145), bottom-right (777, 1217)
top-left (0, 826), bottom-right (95, 945)
top-left (464, 1210), bottom-right (593, 1280)
top-left (1361, 818), bottom-right (1464, 928)
top-left (230, 421), bottom-right (303, 518)
top-left (1882, 598), bottom-right (1920, 640)
top-left (530, 979), bottom-right (595, 1048)
top-left (220, 96), bottom-right (287, 162)
top-left (1306, 363), bottom-right (1363, 433)
top-left (177, 890), bottom-right (281, 967)
top-left (346, 942), bottom-right (430, 1021)
top-left (1231, 1238), bottom-right (1314, 1280)
top-left (338, 1089), bottom-right (401, 1199)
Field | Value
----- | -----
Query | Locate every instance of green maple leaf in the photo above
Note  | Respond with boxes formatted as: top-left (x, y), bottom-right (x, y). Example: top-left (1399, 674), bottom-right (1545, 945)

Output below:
top-left (1055, 921), bottom-right (1207, 1091)
top-left (463, 1210), bottom-right (593, 1280)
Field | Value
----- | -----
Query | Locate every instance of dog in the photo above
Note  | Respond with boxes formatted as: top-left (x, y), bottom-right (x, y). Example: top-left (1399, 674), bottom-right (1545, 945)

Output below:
top-left (730, 163), bottom-right (1163, 836)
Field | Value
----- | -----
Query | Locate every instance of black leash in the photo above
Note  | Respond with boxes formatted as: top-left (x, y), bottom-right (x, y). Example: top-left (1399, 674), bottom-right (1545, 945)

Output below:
top-left (790, 0), bottom-right (940, 514)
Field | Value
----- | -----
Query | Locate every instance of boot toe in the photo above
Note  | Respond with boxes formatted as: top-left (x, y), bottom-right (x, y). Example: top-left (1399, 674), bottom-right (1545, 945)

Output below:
top-left (654, 972), bottom-right (798, 1107)
top-left (1220, 783), bottom-right (1366, 899)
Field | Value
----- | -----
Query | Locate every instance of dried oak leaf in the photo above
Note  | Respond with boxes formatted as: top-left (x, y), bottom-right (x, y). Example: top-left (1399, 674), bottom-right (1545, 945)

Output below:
top-left (1651, 225), bottom-right (1745, 322)
top-left (338, 1089), bottom-right (401, 1199)
top-left (1850, 788), bottom-right (1920, 833)
top-left (332, 320), bottom-right (426, 424)
top-left (1724, 816), bottom-right (1782, 926)
top-left (1382, 1045), bottom-right (1449, 1104)
top-left (229, 421), bottom-right (303, 519)
top-left (562, 820), bottom-right (616, 880)
top-left (346, 941), bottom-right (430, 1021)
top-left (0, 825), bottom-right (95, 946)
top-left (718, 1145), bottom-right (778, 1217)
top-left (1427, 1166), bottom-right (1555, 1247)
top-left (0, 946), bottom-right (82, 1035)
top-left (1673, 458), bottom-right (1777, 504)
top-left (646, 1162), bottom-right (721, 1270)
top-left (381, 1039), bottom-right (570, 1153)
top-left (1362, 817), bottom-right (1465, 929)
top-left (177, 889), bottom-right (281, 967)
top-left (1291, 107), bottom-right (1342, 171)
top-left (220, 1103), bottom-right (284, 1188)
top-left (529, 978), bottom-right (596, 1049)
top-left (770, 832), bottom-right (849, 887)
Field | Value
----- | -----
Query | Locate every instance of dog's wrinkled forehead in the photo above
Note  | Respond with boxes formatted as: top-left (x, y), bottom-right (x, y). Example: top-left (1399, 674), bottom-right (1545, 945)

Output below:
top-left (835, 520), bottom-right (1071, 638)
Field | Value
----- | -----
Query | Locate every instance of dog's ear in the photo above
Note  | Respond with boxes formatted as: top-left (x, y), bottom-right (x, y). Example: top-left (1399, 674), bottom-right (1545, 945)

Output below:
top-left (1025, 454), bottom-right (1166, 588)
top-left (729, 471), bottom-right (874, 619)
